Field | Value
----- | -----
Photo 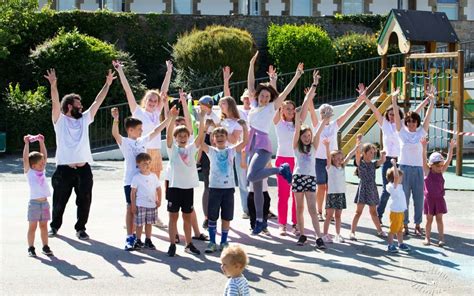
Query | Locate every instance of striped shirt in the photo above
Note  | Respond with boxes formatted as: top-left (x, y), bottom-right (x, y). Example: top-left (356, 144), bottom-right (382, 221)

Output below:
top-left (224, 276), bottom-right (250, 296)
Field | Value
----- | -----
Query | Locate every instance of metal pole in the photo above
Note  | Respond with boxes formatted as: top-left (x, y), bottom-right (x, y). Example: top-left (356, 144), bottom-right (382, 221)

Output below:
top-left (456, 50), bottom-right (464, 176)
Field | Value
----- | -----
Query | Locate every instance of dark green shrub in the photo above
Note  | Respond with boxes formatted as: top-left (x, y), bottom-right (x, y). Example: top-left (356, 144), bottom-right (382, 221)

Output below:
top-left (172, 25), bottom-right (255, 90)
top-left (2, 83), bottom-right (54, 151)
top-left (267, 23), bottom-right (335, 73)
top-left (29, 28), bottom-right (145, 107)
top-left (334, 13), bottom-right (388, 32)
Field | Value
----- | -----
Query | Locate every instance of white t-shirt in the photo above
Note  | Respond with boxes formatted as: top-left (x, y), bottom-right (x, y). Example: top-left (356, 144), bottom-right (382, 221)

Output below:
top-left (327, 166), bottom-right (346, 194)
top-left (248, 102), bottom-right (276, 133)
top-left (387, 183), bottom-right (407, 212)
top-left (249, 177), bottom-right (268, 192)
top-left (118, 136), bottom-right (150, 185)
top-left (131, 173), bottom-right (161, 208)
top-left (132, 107), bottom-right (162, 149)
top-left (398, 126), bottom-right (427, 167)
top-left (206, 147), bottom-right (236, 188)
top-left (275, 120), bottom-right (295, 157)
top-left (203, 110), bottom-right (221, 133)
top-left (238, 107), bottom-right (250, 122)
top-left (166, 142), bottom-right (199, 189)
top-left (380, 118), bottom-right (400, 158)
top-left (163, 136), bottom-right (194, 181)
top-left (220, 118), bottom-right (243, 145)
top-left (54, 110), bottom-right (93, 165)
top-left (294, 147), bottom-right (316, 176)
top-left (314, 120), bottom-right (339, 159)
top-left (26, 169), bottom-right (51, 200)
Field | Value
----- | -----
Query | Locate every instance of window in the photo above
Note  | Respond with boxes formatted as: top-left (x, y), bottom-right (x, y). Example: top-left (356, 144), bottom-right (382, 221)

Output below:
top-left (292, 0), bottom-right (312, 16)
top-left (437, 0), bottom-right (458, 20)
top-left (342, 0), bottom-right (363, 15)
top-left (173, 0), bottom-right (192, 14)
top-left (249, 0), bottom-right (260, 15)
top-left (57, 0), bottom-right (76, 10)
top-left (104, 0), bottom-right (123, 11)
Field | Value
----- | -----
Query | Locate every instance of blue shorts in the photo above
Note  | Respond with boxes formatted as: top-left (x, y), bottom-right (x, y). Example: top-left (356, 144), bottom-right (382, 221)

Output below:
top-left (124, 185), bottom-right (131, 204)
top-left (208, 188), bottom-right (235, 221)
top-left (28, 200), bottom-right (51, 222)
top-left (315, 158), bottom-right (328, 184)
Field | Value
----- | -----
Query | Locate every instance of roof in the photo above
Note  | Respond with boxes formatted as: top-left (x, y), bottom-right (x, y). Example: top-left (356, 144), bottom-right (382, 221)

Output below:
top-left (377, 9), bottom-right (459, 55)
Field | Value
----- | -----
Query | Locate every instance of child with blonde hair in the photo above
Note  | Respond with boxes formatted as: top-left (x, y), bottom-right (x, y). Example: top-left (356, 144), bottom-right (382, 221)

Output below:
top-left (421, 138), bottom-right (456, 247)
top-left (221, 245), bottom-right (250, 296)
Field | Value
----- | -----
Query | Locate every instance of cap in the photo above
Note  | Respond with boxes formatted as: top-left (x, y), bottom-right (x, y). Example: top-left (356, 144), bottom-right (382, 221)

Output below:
top-left (429, 152), bottom-right (445, 164)
top-left (198, 95), bottom-right (214, 106)
top-left (240, 89), bottom-right (250, 101)
top-left (319, 104), bottom-right (334, 119)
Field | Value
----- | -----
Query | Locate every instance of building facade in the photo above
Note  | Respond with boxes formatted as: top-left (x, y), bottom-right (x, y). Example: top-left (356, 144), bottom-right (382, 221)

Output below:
top-left (39, 0), bottom-right (474, 21)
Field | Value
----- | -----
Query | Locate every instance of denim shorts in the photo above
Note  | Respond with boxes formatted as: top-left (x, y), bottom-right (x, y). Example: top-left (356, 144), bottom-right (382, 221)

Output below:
top-left (28, 199), bottom-right (51, 222)
top-left (315, 158), bottom-right (328, 184)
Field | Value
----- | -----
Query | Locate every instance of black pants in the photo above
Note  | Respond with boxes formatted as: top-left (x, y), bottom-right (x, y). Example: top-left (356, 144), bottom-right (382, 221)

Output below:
top-left (248, 191), bottom-right (270, 230)
top-left (50, 164), bottom-right (93, 231)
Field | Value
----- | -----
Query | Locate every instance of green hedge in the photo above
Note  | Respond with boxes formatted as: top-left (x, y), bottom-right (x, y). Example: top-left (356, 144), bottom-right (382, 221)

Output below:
top-left (333, 33), bottom-right (378, 63)
top-left (172, 25), bottom-right (255, 90)
top-left (334, 13), bottom-right (388, 31)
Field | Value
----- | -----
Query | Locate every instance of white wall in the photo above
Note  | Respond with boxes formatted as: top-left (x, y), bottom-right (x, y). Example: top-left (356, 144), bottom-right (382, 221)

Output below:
top-left (370, 0), bottom-right (397, 15)
top-left (130, 0), bottom-right (166, 13)
top-left (266, 0), bottom-right (285, 15)
top-left (467, 0), bottom-right (474, 20)
top-left (81, 0), bottom-right (99, 11)
top-left (198, 0), bottom-right (233, 15)
top-left (318, 0), bottom-right (337, 16)
top-left (416, 0), bottom-right (431, 12)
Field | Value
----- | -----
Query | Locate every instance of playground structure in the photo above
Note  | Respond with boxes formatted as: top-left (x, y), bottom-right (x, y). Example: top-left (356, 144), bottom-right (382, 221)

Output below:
top-left (339, 9), bottom-right (468, 176)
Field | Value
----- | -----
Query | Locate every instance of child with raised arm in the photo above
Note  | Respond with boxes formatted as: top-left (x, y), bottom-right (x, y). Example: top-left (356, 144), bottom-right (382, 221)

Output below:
top-left (386, 158), bottom-right (411, 253)
top-left (421, 138), bottom-right (456, 247)
top-left (166, 104), bottom-right (206, 257)
top-left (130, 153), bottom-right (162, 250)
top-left (221, 245), bottom-right (250, 296)
top-left (321, 138), bottom-right (358, 243)
top-left (350, 134), bottom-right (387, 241)
top-left (23, 134), bottom-right (53, 257)
top-left (292, 84), bottom-right (327, 249)
top-left (201, 114), bottom-right (248, 253)
top-left (111, 106), bottom-right (175, 251)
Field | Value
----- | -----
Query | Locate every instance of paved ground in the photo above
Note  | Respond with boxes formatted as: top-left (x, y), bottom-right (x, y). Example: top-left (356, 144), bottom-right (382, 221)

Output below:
top-left (1, 156), bottom-right (473, 295)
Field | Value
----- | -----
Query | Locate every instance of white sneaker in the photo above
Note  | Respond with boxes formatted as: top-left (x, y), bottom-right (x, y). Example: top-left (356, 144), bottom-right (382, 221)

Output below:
top-left (349, 232), bottom-right (357, 241)
top-left (335, 234), bottom-right (345, 243)
top-left (322, 234), bottom-right (333, 243)
top-left (154, 218), bottom-right (167, 229)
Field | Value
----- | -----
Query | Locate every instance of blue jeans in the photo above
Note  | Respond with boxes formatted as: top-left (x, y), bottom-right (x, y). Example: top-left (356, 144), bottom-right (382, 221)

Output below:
top-left (400, 165), bottom-right (424, 225)
top-left (377, 157), bottom-right (396, 220)
top-left (235, 152), bottom-right (249, 214)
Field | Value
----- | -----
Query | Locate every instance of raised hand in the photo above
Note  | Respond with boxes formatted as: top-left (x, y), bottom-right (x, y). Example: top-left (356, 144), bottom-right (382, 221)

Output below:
top-left (313, 70), bottom-right (321, 85)
top-left (112, 60), bottom-right (123, 72)
top-left (37, 134), bottom-right (45, 142)
top-left (356, 83), bottom-right (366, 99)
top-left (322, 138), bottom-right (330, 147)
top-left (44, 69), bottom-right (57, 86)
top-left (425, 85), bottom-right (436, 100)
top-left (105, 69), bottom-right (117, 86)
top-left (166, 60), bottom-right (173, 72)
top-left (223, 66), bottom-right (233, 82)
top-left (391, 158), bottom-right (397, 165)
top-left (169, 105), bottom-right (179, 117)
top-left (267, 65), bottom-right (277, 80)
top-left (111, 107), bottom-right (119, 119)
top-left (449, 138), bottom-right (457, 149)
top-left (420, 137), bottom-right (428, 147)
top-left (296, 63), bottom-right (304, 76)
top-left (303, 87), bottom-right (310, 95)
top-left (391, 87), bottom-right (400, 98)
top-left (24, 135), bottom-right (31, 144)
top-left (250, 51), bottom-right (259, 65)
top-left (356, 133), bottom-right (363, 143)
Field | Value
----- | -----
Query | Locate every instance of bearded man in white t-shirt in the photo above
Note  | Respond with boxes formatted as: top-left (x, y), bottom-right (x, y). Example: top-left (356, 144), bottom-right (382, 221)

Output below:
top-left (44, 68), bottom-right (116, 240)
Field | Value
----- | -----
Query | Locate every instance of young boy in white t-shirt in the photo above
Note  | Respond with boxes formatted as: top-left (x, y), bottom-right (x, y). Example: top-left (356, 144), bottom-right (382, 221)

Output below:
top-left (111, 106), bottom-right (176, 251)
top-left (130, 153), bottom-right (162, 250)
top-left (201, 118), bottom-right (248, 253)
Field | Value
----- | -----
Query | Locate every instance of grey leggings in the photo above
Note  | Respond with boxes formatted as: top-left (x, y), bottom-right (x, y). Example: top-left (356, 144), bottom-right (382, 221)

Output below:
top-left (247, 149), bottom-right (279, 220)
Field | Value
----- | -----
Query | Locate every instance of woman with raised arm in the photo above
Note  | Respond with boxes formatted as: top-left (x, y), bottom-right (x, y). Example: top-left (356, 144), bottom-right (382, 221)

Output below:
top-left (246, 51), bottom-right (304, 235)
top-left (392, 85), bottom-right (436, 236)
top-left (114, 60), bottom-right (173, 228)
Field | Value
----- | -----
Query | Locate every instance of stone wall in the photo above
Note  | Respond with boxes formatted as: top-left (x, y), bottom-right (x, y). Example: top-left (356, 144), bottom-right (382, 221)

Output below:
top-left (451, 20), bottom-right (474, 42)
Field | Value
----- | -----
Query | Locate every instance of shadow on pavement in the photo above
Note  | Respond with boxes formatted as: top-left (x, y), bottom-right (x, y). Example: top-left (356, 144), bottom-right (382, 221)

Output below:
top-left (35, 255), bottom-right (94, 281)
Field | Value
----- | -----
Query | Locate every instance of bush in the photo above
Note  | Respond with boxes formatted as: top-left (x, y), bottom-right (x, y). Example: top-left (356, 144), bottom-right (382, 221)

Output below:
top-left (333, 33), bottom-right (378, 63)
top-left (2, 83), bottom-right (54, 151)
top-left (29, 28), bottom-right (145, 107)
top-left (334, 13), bottom-right (388, 32)
top-left (267, 23), bottom-right (335, 73)
top-left (172, 25), bottom-right (255, 90)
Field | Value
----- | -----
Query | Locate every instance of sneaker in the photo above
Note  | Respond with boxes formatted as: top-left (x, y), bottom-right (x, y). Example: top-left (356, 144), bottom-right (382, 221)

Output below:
top-left (315, 238), bottom-right (327, 250)
top-left (292, 224), bottom-right (300, 236)
top-left (377, 231), bottom-right (388, 238)
top-left (219, 242), bottom-right (230, 251)
top-left (167, 244), bottom-right (176, 257)
top-left (349, 232), bottom-right (357, 241)
top-left (388, 244), bottom-right (399, 253)
top-left (204, 242), bottom-right (217, 253)
top-left (297, 235), bottom-right (307, 246)
top-left (154, 218), bottom-right (167, 229)
top-left (185, 243), bottom-right (201, 255)
top-left (322, 234), bottom-right (333, 243)
top-left (399, 243), bottom-right (411, 251)
top-left (124, 235), bottom-right (135, 251)
top-left (134, 239), bottom-right (144, 250)
top-left (48, 228), bottom-right (58, 238)
top-left (144, 238), bottom-right (156, 250)
top-left (262, 228), bottom-right (270, 235)
top-left (279, 225), bottom-right (287, 236)
top-left (76, 230), bottom-right (89, 240)
top-left (268, 211), bottom-right (277, 219)
top-left (42, 245), bottom-right (53, 256)
top-left (318, 213), bottom-right (324, 222)
top-left (438, 240), bottom-right (445, 247)
top-left (242, 213), bottom-right (250, 219)
top-left (251, 220), bottom-right (266, 235)
top-left (335, 234), bottom-right (345, 243)
top-left (202, 219), bottom-right (209, 229)
top-left (28, 246), bottom-right (36, 257)
top-left (278, 163), bottom-right (292, 184)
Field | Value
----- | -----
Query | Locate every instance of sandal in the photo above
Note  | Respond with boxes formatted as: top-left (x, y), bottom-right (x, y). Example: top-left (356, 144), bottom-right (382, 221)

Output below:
top-left (423, 239), bottom-right (431, 246)
top-left (192, 233), bottom-right (209, 241)
top-left (377, 231), bottom-right (387, 238)
top-left (415, 225), bottom-right (424, 237)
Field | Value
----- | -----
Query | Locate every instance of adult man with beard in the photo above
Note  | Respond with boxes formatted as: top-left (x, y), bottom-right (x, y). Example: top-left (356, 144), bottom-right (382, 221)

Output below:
top-left (44, 68), bottom-right (116, 240)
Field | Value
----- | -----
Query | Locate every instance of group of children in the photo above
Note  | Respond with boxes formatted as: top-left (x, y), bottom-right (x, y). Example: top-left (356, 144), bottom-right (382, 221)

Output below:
top-left (23, 55), bottom-right (456, 294)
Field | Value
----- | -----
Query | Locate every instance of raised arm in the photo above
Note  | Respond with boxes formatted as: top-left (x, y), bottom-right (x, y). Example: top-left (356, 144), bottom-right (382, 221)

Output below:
top-left (343, 142), bottom-right (359, 166)
top-left (355, 134), bottom-right (363, 167)
top-left (336, 83), bottom-right (365, 127)
top-left (422, 85), bottom-right (436, 132)
top-left (111, 107), bottom-right (122, 145)
top-left (273, 106), bottom-right (282, 125)
top-left (420, 137), bottom-right (430, 176)
top-left (376, 151), bottom-right (387, 167)
top-left (274, 63), bottom-right (304, 110)
top-left (44, 69), bottom-right (60, 123)
top-left (38, 134), bottom-right (47, 161)
top-left (194, 109), bottom-right (207, 151)
top-left (166, 110), bottom-right (177, 149)
top-left (22, 136), bottom-right (30, 173)
top-left (113, 60), bottom-right (138, 113)
top-left (233, 119), bottom-right (249, 152)
top-left (442, 139), bottom-right (456, 173)
top-left (223, 66), bottom-right (233, 97)
top-left (293, 109), bottom-right (303, 149)
top-left (308, 97), bottom-right (319, 128)
top-left (392, 89), bottom-right (402, 131)
top-left (179, 90), bottom-right (193, 134)
top-left (323, 138), bottom-right (331, 169)
top-left (160, 60), bottom-right (173, 95)
top-left (300, 70), bottom-right (320, 122)
top-left (161, 90), bottom-right (169, 120)
top-left (247, 51), bottom-right (258, 100)
top-left (148, 106), bottom-right (177, 141)
top-left (267, 65), bottom-right (278, 90)
top-left (391, 158), bottom-right (400, 187)
top-left (88, 69), bottom-right (116, 119)
top-left (363, 85), bottom-right (385, 126)
top-left (312, 117), bottom-right (328, 150)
